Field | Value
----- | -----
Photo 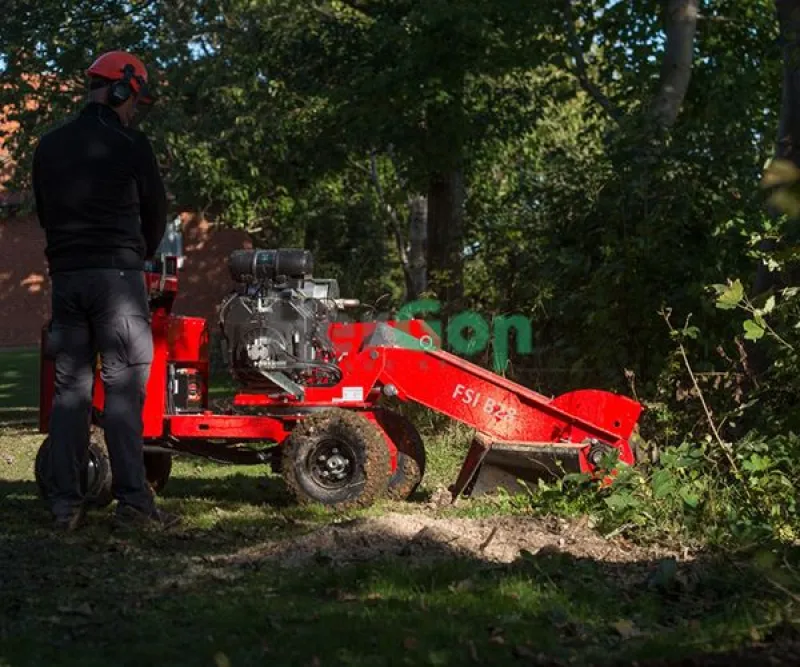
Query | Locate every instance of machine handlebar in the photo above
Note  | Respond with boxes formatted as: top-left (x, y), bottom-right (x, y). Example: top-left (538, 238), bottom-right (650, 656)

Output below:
top-left (334, 299), bottom-right (361, 308)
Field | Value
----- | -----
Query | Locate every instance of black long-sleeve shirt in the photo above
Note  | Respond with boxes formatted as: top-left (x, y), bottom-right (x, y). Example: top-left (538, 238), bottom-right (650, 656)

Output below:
top-left (32, 102), bottom-right (167, 274)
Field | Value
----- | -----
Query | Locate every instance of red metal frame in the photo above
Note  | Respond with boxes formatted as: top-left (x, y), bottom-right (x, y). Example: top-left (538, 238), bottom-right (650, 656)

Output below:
top-left (38, 262), bottom-right (644, 497)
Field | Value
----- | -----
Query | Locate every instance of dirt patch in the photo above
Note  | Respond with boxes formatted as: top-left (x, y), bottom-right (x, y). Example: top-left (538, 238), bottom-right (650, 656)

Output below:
top-left (211, 510), bottom-right (684, 570)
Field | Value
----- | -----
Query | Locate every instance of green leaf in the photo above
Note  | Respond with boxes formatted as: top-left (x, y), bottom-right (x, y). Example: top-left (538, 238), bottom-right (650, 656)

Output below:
top-left (561, 472), bottom-right (591, 485)
top-left (743, 319), bottom-right (765, 341)
top-left (762, 295), bottom-right (776, 314)
top-left (651, 469), bottom-right (675, 499)
top-left (679, 487), bottom-right (700, 508)
top-left (714, 280), bottom-right (744, 310)
top-left (682, 325), bottom-right (700, 340)
top-left (741, 454), bottom-right (771, 472)
top-left (604, 492), bottom-right (637, 511)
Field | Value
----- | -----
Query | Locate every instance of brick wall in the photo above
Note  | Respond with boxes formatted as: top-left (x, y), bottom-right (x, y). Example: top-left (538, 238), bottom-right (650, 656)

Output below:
top-left (0, 212), bottom-right (253, 348)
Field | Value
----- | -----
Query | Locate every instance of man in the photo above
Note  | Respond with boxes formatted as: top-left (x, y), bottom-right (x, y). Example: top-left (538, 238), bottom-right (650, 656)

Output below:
top-left (32, 50), bottom-right (179, 531)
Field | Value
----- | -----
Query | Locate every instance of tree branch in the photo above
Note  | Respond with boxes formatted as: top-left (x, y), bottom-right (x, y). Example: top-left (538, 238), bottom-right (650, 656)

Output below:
top-left (695, 13), bottom-right (742, 23)
top-left (64, 0), bottom-right (158, 31)
top-left (660, 308), bottom-right (752, 502)
top-left (563, 0), bottom-right (623, 124)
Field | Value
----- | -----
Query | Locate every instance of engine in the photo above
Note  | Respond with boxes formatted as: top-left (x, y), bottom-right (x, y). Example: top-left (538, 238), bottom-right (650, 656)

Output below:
top-left (218, 249), bottom-right (354, 394)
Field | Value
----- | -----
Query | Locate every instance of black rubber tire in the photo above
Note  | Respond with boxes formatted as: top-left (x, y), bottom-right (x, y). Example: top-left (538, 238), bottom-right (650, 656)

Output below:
top-left (374, 409), bottom-right (427, 501)
top-left (34, 430), bottom-right (113, 509)
top-left (281, 408), bottom-right (390, 510)
top-left (144, 451), bottom-right (173, 494)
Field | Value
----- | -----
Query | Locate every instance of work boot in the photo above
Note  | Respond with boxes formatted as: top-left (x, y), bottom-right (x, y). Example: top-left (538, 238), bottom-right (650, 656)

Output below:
top-left (52, 505), bottom-right (88, 533)
top-left (112, 503), bottom-right (181, 531)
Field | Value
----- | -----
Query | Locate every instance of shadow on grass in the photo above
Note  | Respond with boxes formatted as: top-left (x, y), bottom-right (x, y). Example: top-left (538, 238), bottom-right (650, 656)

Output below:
top-left (164, 471), bottom-right (438, 509)
top-left (161, 470), bottom-right (292, 507)
top-left (1, 477), bottom-right (799, 667)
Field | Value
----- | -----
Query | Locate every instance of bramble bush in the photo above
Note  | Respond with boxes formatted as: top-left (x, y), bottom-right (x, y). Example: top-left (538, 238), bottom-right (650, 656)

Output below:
top-left (518, 429), bottom-right (800, 549)
top-left (514, 259), bottom-right (800, 549)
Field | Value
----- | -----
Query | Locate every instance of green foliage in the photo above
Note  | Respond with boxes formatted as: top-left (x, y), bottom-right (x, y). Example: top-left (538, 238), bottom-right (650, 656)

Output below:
top-left (519, 430), bottom-right (800, 548)
top-left (515, 225), bottom-right (800, 547)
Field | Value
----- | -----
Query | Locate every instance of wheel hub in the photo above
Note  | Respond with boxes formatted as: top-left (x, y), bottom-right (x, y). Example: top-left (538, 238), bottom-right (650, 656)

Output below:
top-left (325, 452), bottom-right (348, 477)
top-left (309, 439), bottom-right (356, 487)
top-left (586, 439), bottom-right (615, 467)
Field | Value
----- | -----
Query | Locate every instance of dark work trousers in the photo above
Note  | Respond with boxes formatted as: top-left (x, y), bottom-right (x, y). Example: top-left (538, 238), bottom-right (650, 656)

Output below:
top-left (46, 268), bottom-right (156, 518)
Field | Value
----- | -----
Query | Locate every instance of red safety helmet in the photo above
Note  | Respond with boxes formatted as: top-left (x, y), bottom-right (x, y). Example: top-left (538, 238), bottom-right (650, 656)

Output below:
top-left (86, 51), bottom-right (154, 104)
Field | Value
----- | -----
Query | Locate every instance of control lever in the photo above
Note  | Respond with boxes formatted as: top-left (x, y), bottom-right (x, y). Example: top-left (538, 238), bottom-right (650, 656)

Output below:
top-left (334, 299), bottom-right (361, 308)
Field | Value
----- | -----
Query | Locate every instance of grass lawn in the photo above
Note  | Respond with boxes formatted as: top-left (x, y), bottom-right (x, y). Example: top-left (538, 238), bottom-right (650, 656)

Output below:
top-left (2, 347), bottom-right (800, 666)
top-left (0, 347), bottom-right (40, 426)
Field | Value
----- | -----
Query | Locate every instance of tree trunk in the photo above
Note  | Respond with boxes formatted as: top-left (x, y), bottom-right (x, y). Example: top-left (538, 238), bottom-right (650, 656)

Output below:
top-left (775, 0), bottom-right (800, 167)
top-left (426, 168), bottom-right (465, 310)
top-left (649, 0), bottom-right (699, 130)
top-left (755, 3), bottom-right (800, 294)
top-left (747, 0), bottom-right (800, 378)
top-left (407, 195), bottom-right (428, 298)
top-left (777, 0), bottom-right (800, 291)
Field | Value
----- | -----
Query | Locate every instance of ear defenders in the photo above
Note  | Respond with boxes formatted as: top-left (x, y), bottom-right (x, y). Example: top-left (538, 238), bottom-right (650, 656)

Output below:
top-left (107, 64), bottom-right (149, 108)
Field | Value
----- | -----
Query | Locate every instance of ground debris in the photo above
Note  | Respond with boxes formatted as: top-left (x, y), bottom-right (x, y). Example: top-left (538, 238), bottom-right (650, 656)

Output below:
top-left (425, 485), bottom-right (453, 508)
top-left (209, 512), bottom-right (681, 570)
top-left (56, 602), bottom-right (93, 617)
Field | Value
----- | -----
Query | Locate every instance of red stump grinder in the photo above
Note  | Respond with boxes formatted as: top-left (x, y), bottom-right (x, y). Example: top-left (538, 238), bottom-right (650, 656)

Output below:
top-left (36, 247), bottom-right (644, 510)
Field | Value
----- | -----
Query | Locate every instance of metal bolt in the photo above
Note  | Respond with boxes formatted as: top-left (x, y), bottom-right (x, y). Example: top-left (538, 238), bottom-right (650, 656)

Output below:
top-left (383, 384), bottom-right (398, 397)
